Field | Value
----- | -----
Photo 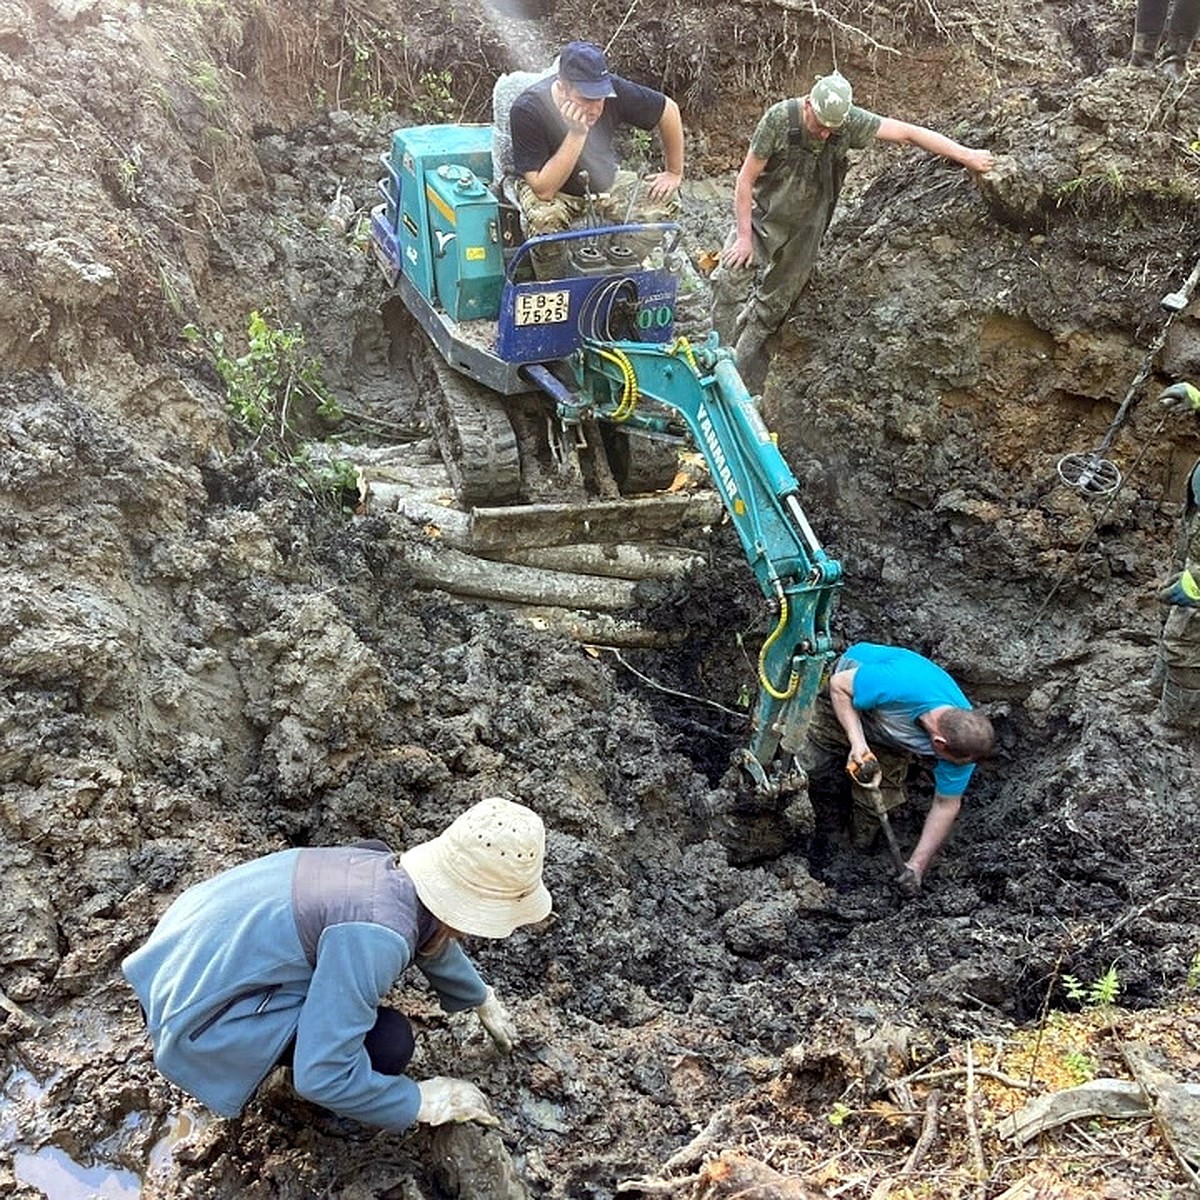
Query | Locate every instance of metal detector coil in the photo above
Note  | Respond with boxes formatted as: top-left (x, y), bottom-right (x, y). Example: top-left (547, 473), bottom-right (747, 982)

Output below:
top-left (1059, 252), bottom-right (1200, 496)
top-left (1056, 451), bottom-right (1122, 496)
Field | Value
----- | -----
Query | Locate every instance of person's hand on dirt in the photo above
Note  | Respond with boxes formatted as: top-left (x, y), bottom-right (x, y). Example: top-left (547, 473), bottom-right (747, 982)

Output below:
top-left (894, 866), bottom-right (922, 898)
top-left (720, 233), bottom-right (755, 270)
top-left (474, 986), bottom-right (517, 1053)
top-left (1159, 381), bottom-right (1200, 415)
top-left (962, 148), bottom-right (995, 174)
top-left (644, 169), bottom-right (682, 200)
top-left (1158, 568), bottom-right (1200, 607)
top-left (415, 1076), bottom-right (499, 1127)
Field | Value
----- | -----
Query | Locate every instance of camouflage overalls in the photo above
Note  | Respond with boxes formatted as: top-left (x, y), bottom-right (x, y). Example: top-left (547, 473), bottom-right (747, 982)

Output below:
top-left (516, 171), bottom-right (680, 281)
top-left (1158, 459), bottom-right (1200, 727)
top-left (800, 689), bottom-right (912, 848)
top-left (709, 99), bottom-right (880, 393)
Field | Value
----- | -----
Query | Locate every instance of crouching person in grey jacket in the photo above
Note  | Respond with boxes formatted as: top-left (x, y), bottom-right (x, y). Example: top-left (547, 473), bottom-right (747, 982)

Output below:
top-left (122, 796), bottom-right (552, 1131)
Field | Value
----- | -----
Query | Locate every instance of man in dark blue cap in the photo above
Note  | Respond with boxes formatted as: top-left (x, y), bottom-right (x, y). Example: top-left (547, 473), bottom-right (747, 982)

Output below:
top-left (508, 40), bottom-right (685, 279)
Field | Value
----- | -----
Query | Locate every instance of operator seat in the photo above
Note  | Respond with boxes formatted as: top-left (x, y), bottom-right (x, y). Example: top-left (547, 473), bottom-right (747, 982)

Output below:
top-left (491, 60), bottom-right (556, 215)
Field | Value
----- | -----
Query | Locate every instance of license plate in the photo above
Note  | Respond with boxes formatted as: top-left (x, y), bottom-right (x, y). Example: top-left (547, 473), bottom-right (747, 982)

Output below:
top-left (515, 289), bottom-right (570, 326)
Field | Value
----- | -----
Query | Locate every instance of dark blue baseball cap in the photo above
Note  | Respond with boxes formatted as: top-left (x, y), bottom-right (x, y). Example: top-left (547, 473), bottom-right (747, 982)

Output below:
top-left (559, 41), bottom-right (617, 100)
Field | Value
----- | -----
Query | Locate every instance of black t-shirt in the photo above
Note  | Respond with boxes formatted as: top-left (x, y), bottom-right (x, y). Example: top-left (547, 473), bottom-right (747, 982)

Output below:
top-left (509, 74), bottom-right (667, 195)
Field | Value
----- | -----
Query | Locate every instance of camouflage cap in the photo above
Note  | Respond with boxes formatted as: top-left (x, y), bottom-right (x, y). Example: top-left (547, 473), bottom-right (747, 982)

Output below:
top-left (810, 71), bottom-right (853, 129)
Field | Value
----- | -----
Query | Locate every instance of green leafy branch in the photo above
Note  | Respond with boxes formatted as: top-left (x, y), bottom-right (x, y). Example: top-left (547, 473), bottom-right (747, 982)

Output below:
top-left (184, 311), bottom-right (358, 509)
top-left (1061, 964), bottom-right (1121, 1009)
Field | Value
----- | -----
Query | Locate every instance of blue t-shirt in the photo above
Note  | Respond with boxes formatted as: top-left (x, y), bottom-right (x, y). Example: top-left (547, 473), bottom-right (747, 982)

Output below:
top-left (509, 74), bottom-right (667, 195)
top-left (840, 642), bottom-right (975, 798)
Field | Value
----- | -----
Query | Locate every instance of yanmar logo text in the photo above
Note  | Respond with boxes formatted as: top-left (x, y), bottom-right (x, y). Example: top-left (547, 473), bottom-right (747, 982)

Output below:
top-left (697, 404), bottom-right (737, 502)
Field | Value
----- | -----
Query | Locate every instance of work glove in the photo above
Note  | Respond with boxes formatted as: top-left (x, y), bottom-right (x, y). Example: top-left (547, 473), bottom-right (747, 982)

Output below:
top-left (1158, 568), bottom-right (1200, 607)
top-left (895, 866), bottom-right (922, 898)
top-left (475, 987), bottom-right (517, 1053)
top-left (1158, 381), bottom-right (1200, 415)
top-left (415, 1076), bottom-right (499, 1127)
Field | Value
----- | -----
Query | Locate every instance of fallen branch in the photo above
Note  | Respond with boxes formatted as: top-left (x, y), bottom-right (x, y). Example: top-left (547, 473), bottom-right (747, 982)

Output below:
top-left (964, 1044), bottom-right (987, 1197)
top-left (901, 1087), bottom-right (942, 1176)
top-left (898, 1065), bottom-right (1033, 1091)
top-left (1122, 1042), bottom-right (1200, 1190)
top-left (618, 1106), bottom-right (737, 1193)
top-left (998, 1078), bottom-right (1200, 1144)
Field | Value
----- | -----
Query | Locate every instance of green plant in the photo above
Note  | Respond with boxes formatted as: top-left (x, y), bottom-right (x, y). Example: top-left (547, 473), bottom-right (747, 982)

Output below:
top-left (626, 127), bottom-right (654, 173)
top-left (827, 1101), bottom-right (852, 1127)
top-left (1052, 167), bottom-right (1127, 210)
top-left (1062, 1050), bottom-right (1096, 1085)
top-left (1061, 964), bottom-right (1121, 1008)
top-left (413, 69), bottom-right (456, 122)
top-left (183, 312), bottom-right (356, 510)
top-left (1187, 950), bottom-right (1200, 990)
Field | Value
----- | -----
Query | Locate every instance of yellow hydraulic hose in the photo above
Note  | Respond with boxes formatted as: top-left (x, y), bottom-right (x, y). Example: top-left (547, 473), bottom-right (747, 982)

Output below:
top-left (594, 346), bottom-right (639, 420)
top-left (758, 592), bottom-right (800, 701)
top-left (667, 336), bottom-right (698, 373)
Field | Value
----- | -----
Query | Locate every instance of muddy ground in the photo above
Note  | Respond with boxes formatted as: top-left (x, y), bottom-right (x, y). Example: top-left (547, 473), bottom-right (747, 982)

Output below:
top-left (1, 0), bottom-right (1200, 1197)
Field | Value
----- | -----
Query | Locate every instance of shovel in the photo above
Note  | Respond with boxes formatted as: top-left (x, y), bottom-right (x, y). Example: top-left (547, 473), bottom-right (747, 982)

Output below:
top-left (848, 755), bottom-right (917, 893)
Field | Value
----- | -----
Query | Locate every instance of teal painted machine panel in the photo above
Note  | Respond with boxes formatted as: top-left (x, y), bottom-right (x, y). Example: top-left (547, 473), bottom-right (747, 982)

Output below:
top-left (390, 124), bottom-right (495, 309)
top-left (425, 163), bottom-right (504, 321)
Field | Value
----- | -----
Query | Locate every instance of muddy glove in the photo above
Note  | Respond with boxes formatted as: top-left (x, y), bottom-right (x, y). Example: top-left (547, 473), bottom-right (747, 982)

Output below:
top-left (1158, 568), bottom-right (1200, 607)
top-left (475, 987), bottom-right (517, 1053)
top-left (895, 867), bottom-right (922, 898)
top-left (1159, 382), bottom-right (1200, 415)
top-left (415, 1076), bottom-right (499, 1127)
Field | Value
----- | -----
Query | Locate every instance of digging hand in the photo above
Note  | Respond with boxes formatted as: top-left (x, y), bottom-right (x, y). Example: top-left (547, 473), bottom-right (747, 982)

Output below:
top-left (475, 986), bottom-right (517, 1053)
top-left (415, 1076), bottom-right (499, 1127)
top-left (1158, 568), bottom-right (1200, 608)
top-left (846, 751), bottom-right (881, 788)
top-left (894, 866), bottom-right (922, 898)
top-left (1159, 381), bottom-right (1200, 415)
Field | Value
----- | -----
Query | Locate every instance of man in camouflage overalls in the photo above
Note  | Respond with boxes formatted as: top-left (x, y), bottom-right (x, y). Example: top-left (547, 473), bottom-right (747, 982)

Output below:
top-left (1155, 381), bottom-right (1200, 726)
top-left (710, 72), bottom-right (995, 395)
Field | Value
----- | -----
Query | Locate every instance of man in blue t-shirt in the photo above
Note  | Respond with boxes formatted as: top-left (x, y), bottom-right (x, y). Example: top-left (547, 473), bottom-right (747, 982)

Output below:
top-left (808, 642), bottom-right (994, 895)
top-left (508, 40), bottom-right (684, 279)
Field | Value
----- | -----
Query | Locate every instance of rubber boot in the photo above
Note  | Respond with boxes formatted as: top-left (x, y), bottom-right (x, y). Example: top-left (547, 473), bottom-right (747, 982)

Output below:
top-left (1160, 34), bottom-right (1191, 81)
top-left (734, 321), bottom-right (772, 396)
top-left (1130, 30), bottom-right (1160, 67)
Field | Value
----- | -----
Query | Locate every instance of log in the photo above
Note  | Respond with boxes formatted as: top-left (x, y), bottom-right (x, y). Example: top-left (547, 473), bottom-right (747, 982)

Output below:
top-left (502, 543), bottom-right (706, 581)
top-left (470, 494), bottom-right (723, 553)
top-left (392, 498), bottom-right (473, 548)
top-left (403, 543), bottom-right (638, 612)
top-left (391, 501), bottom-right (706, 581)
top-left (493, 604), bottom-right (681, 648)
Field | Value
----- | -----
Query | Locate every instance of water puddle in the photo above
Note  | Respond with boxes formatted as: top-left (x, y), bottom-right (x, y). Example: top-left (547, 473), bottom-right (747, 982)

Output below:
top-left (13, 1146), bottom-right (141, 1199)
top-left (149, 1107), bottom-right (210, 1172)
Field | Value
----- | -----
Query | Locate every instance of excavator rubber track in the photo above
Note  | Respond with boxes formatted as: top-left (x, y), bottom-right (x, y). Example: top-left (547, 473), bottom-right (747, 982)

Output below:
top-left (421, 351), bottom-right (523, 509)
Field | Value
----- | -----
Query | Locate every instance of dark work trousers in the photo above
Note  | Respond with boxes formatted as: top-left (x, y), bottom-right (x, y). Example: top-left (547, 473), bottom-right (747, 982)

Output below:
top-left (277, 1005), bottom-right (416, 1075)
top-left (1136, 0), bottom-right (1200, 41)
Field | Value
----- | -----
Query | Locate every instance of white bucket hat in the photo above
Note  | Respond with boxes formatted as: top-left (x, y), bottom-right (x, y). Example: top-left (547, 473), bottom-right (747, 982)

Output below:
top-left (400, 797), bottom-right (552, 938)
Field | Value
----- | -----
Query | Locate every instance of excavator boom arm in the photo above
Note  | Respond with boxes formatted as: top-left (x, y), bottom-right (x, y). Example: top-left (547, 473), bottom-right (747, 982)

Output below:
top-left (568, 335), bottom-right (842, 784)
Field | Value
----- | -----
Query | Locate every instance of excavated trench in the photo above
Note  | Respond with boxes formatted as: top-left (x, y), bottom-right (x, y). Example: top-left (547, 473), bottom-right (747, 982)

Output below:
top-left (1, 1), bottom-right (1200, 1198)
